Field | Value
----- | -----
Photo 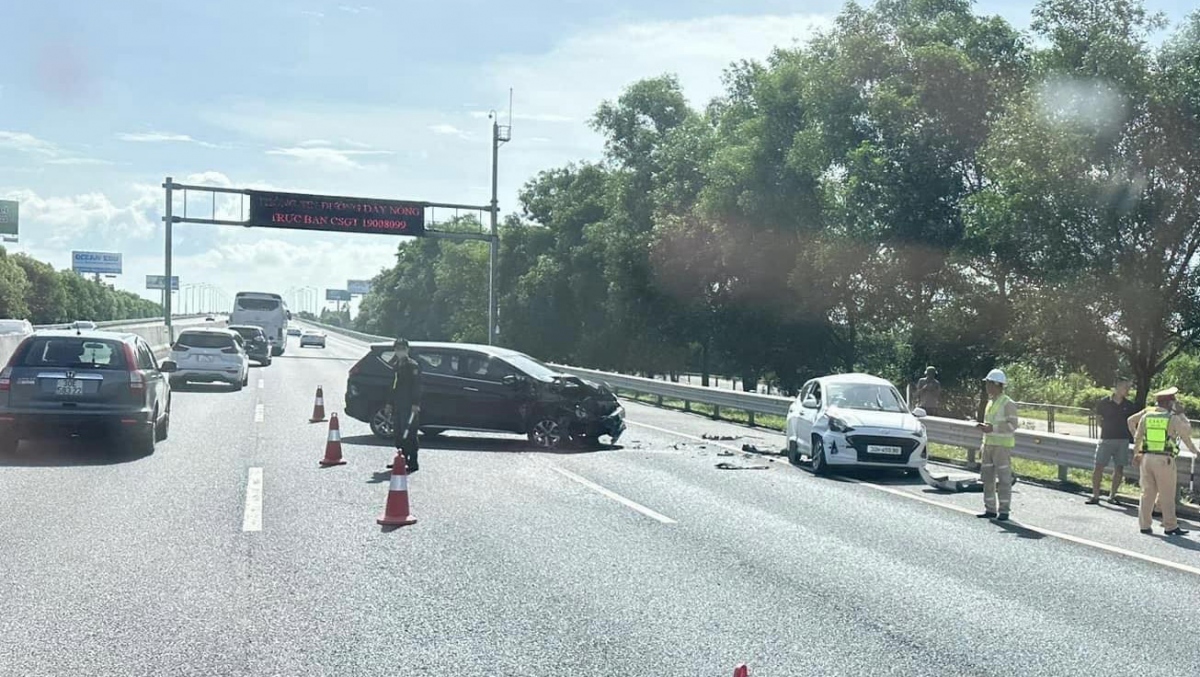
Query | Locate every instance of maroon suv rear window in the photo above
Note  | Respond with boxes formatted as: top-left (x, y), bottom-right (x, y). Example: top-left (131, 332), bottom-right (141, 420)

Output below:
top-left (22, 338), bottom-right (129, 369)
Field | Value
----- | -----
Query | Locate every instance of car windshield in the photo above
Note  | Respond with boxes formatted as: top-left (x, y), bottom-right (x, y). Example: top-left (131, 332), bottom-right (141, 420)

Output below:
top-left (22, 337), bottom-right (128, 369)
top-left (176, 332), bottom-right (235, 349)
top-left (501, 352), bottom-right (559, 381)
top-left (826, 383), bottom-right (908, 413)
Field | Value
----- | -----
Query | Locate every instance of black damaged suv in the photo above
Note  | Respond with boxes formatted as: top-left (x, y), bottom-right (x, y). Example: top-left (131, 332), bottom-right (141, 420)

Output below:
top-left (345, 341), bottom-right (625, 448)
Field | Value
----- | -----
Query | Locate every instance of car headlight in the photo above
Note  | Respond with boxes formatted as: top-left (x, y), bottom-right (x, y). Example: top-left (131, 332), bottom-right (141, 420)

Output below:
top-left (575, 405), bottom-right (588, 419)
top-left (615, 405), bottom-right (625, 418)
top-left (917, 423), bottom-right (927, 437)
top-left (828, 417), bottom-right (854, 433)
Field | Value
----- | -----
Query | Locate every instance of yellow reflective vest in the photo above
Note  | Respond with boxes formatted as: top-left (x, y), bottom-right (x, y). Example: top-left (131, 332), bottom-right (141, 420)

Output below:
top-left (983, 394), bottom-right (1016, 448)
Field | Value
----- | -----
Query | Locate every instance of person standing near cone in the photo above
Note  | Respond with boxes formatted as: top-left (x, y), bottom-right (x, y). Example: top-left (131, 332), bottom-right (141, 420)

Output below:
top-left (976, 369), bottom-right (1019, 521)
top-left (1128, 387), bottom-right (1196, 536)
top-left (388, 338), bottom-right (423, 473)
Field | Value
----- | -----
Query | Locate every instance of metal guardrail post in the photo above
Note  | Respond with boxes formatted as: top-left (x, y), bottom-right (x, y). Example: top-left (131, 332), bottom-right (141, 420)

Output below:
top-left (748, 410), bottom-right (756, 427)
top-left (712, 405), bottom-right (721, 420)
top-left (1047, 407), bottom-right (1056, 434)
top-left (655, 394), bottom-right (663, 406)
top-left (684, 400), bottom-right (691, 412)
top-left (1058, 464), bottom-right (1070, 483)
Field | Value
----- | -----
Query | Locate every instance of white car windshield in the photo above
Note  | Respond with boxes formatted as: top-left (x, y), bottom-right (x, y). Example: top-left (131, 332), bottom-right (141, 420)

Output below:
top-left (827, 383), bottom-right (908, 413)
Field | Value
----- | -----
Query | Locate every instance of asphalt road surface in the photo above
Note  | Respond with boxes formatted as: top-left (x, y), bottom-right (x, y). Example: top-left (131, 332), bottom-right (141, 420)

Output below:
top-left (3, 331), bottom-right (1200, 676)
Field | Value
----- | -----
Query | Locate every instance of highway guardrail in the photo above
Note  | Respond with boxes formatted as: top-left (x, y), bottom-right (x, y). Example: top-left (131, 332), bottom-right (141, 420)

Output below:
top-left (297, 319), bottom-right (1197, 497)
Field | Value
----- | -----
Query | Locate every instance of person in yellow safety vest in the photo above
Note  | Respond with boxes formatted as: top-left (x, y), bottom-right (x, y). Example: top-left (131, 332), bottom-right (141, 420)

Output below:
top-left (1128, 387), bottom-right (1197, 536)
top-left (975, 369), bottom-right (1019, 521)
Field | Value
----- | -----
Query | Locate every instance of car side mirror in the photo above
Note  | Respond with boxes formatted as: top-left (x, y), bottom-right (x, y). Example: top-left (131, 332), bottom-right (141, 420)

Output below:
top-left (502, 374), bottom-right (526, 388)
top-left (802, 396), bottom-right (819, 409)
top-left (160, 360), bottom-right (178, 373)
top-left (912, 407), bottom-right (928, 418)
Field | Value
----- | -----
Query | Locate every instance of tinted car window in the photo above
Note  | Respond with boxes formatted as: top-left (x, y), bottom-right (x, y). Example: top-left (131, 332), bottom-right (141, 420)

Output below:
top-left (464, 354), bottom-right (517, 382)
top-left (177, 332), bottom-right (236, 349)
top-left (414, 351), bottom-right (458, 376)
top-left (230, 327), bottom-right (264, 341)
top-left (137, 342), bottom-right (156, 370)
top-left (22, 337), bottom-right (128, 369)
top-left (236, 298), bottom-right (280, 311)
top-left (501, 353), bottom-right (558, 381)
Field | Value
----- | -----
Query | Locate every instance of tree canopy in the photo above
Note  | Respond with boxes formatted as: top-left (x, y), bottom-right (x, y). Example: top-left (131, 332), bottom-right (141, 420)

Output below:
top-left (356, 0), bottom-right (1200, 409)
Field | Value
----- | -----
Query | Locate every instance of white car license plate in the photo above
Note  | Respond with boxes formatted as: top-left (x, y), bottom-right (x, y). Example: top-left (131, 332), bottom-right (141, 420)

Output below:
top-left (867, 444), bottom-right (902, 455)
top-left (56, 379), bottom-right (84, 396)
top-left (199, 355), bottom-right (214, 363)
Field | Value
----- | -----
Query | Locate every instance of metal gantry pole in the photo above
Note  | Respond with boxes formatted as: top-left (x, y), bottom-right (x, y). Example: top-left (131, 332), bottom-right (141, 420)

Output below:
top-left (164, 177), bottom-right (174, 338)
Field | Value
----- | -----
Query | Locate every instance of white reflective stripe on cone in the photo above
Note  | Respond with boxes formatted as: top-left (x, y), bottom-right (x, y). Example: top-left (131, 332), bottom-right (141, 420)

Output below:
top-left (389, 475), bottom-right (409, 492)
top-left (329, 430), bottom-right (340, 441)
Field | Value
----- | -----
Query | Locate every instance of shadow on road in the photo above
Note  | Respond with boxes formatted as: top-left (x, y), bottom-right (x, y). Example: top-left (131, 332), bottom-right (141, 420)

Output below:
top-left (341, 432), bottom-right (621, 455)
top-left (994, 521), bottom-right (1046, 540)
top-left (0, 438), bottom-right (153, 467)
top-left (170, 382), bottom-right (240, 394)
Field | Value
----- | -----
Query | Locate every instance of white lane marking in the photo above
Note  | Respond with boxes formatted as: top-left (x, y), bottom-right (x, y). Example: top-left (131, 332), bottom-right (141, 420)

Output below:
top-left (549, 465), bottom-right (677, 524)
top-left (627, 415), bottom-right (1200, 577)
top-left (254, 403), bottom-right (264, 423)
top-left (258, 379), bottom-right (264, 389)
top-left (850, 478), bottom-right (1200, 578)
top-left (242, 467), bottom-right (264, 532)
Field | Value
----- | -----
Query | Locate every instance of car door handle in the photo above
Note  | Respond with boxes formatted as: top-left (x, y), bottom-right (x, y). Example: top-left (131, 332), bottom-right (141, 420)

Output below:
top-left (463, 387), bottom-right (480, 392)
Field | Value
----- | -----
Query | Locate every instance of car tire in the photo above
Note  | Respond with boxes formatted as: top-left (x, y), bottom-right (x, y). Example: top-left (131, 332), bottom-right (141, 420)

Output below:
top-left (369, 405), bottom-right (394, 440)
top-left (528, 416), bottom-right (567, 449)
top-left (155, 409), bottom-right (170, 442)
top-left (812, 436), bottom-right (829, 476)
top-left (243, 372), bottom-right (250, 387)
top-left (232, 379), bottom-right (244, 392)
top-left (263, 357), bottom-right (272, 367)
top-left (787, 438), bottom-right (800, 465)
top-left (133, 410), bottom-right (157, 456)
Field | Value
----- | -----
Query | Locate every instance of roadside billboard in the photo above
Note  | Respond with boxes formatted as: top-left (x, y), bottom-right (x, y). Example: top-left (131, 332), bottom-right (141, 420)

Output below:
top-left (347, 279), bottom-right (372, 295)
top-left (325, 289), bottom-right (352, 302)
top-left (72, 251), bottom-right (123, 275)
top-left (146, 275), bottom-right (180, 291)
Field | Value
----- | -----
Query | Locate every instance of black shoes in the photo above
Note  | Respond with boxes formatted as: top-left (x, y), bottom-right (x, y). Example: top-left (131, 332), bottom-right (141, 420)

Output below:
top-left (977, 511), bottom-right (998, 519)
top-left (1165, 527), bottom-right (1190, 536)
top-left (996, 513), bottom-right (1010, 522)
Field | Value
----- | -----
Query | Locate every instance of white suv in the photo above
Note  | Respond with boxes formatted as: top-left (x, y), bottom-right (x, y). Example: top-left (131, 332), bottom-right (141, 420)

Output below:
top-left (168, 329), bottom-right (250, 390)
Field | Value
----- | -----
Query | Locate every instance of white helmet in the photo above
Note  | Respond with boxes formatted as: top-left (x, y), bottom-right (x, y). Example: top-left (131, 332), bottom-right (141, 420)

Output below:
top-left (983, 369), bottom-right (1007, 385)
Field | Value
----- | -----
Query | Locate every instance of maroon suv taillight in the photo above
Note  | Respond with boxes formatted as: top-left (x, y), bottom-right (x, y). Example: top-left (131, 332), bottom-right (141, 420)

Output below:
top-left (0, 366), bottom-right (11, 392)
top-left (0, 336), bottom-right (31, 392)
top-left (122, 343), bottom-right (145, 392)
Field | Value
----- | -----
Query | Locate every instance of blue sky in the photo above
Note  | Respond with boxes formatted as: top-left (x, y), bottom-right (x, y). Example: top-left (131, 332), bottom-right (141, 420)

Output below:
top-left (0, 0), bottom-right (1191, 309)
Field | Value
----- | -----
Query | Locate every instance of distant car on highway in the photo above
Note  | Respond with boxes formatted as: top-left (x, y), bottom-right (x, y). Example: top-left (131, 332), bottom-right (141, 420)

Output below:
top-left (344, 341), bottom-right (625, 449)
top-left (0, 319), bottom-right (33, 337)
top-left (786, 373), bottom-right (927, 475)
top-left (227, 324), bottom-right (272, 366)
top-left (168, 328), bottom-right (250, 390)
top-left (71, 320), bottom-right (98, 331)
top-left (287, 327), bottom-right (302, 337)
top-left (204, 315), bottom-right (216, 322)
top-left (0, 329), bottom-right (174, 455)
top-left (299, 330), bottom-right (327, 349)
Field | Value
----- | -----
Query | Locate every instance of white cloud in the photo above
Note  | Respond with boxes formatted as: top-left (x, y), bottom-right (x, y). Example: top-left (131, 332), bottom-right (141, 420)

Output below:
top-left (0, 186), bottom-right (158, 250)
top-left (116, 131), bottom-right (218, 148)
top-left (337, 5), bottom-right (373, 14)
top-left (429, 123), bottom-right (470, 139)
top-left (0, 131), bottom-right (60, 156)
top-left (266, 146), bottom-right (395, 170)
top-left (45, 157), bottom-right (114, 166)
top-left (487, 14), bottom-right (830, 123)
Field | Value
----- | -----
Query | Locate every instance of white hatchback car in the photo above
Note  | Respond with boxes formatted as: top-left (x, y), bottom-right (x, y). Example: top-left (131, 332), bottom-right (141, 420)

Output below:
top-left (785, 373), bottom-right (928, 475)
top-left (168, 328), bottom-right (250, 390)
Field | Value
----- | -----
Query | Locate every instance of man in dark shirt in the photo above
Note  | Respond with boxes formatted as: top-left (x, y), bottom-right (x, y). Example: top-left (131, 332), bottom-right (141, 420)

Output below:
top-left (388, 338), bottom-right (423, 472)
top-left (1088, 377), bottom-right (1137, 504)
top-left (915, 366), bottom-right (942, 417)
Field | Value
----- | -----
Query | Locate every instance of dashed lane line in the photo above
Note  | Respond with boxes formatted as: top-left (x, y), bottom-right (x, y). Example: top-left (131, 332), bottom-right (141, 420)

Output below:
top-left (254, 403), bottom-right (264, 423)
top-left (624, 418), bottom-right (1200, 577)
top-left (549, 465), bottom-right (677, 524)
top-left (242, 467), bottom-right (264, 532)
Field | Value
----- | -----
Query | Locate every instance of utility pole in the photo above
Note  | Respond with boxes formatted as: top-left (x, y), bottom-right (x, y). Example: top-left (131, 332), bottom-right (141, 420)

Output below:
top-left (489, 102), bottom-right (511, 346)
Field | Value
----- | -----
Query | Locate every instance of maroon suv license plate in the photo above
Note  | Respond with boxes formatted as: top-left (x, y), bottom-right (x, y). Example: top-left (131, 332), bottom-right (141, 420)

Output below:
top-left (56, 379), bottom-right (84, 396)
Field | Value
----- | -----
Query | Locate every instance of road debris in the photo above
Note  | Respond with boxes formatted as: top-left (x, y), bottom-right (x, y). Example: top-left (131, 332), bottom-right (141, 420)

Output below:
top-left (716, 462), bottom-right (770, 471)
top-left (703, 433), bottom-right (740, 441)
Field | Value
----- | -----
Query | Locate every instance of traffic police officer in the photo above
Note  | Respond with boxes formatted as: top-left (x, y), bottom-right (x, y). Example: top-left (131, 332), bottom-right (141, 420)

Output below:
top-left (1129, 387), bottom-right (1197, 536)
top-left (976, 369), bottom-right (1019, 521)
top-left (389, 338), bottom-right (423, 472)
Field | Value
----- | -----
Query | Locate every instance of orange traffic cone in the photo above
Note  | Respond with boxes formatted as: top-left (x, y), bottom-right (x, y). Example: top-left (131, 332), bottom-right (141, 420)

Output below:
top-left (733, 665), bottom-right (749, 677)
top-left (377, 452), bottom-right (417, 527)
top-left (309, 386), bottom-right (327, 423)
top-left (319, 414), bottom-right (346, 467)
